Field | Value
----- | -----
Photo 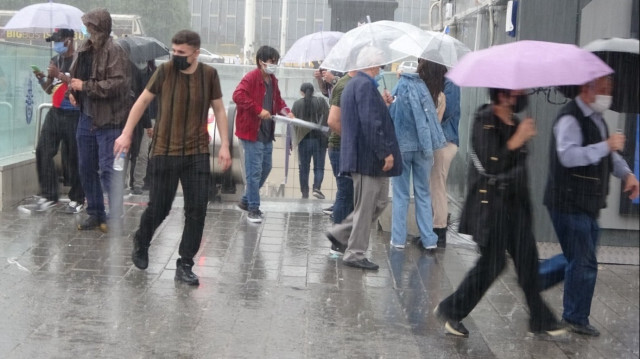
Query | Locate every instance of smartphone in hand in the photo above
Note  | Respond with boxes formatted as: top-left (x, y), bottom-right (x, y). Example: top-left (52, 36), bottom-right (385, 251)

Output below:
top-left (31, 65), bottom-right (42, 73)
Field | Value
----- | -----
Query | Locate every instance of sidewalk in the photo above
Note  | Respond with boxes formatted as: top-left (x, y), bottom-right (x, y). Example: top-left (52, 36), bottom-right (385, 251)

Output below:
top-left (0, 197), bottom-right (638, 358)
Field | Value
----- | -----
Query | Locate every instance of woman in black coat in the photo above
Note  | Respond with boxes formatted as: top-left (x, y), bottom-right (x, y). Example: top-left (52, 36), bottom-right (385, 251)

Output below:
top-left (434, 88), bottom-right (565, 338)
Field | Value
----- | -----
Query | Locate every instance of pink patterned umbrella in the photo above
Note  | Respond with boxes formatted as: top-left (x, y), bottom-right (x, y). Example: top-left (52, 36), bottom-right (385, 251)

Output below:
top-left (446, 40), bottom-right (614, 89)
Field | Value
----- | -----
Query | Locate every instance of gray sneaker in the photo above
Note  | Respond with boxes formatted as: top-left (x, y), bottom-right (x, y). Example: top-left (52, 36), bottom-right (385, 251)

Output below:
top-left (63, 201), bottom-right (84, 214)
top-left (247, 209), bottom-right (263, 223)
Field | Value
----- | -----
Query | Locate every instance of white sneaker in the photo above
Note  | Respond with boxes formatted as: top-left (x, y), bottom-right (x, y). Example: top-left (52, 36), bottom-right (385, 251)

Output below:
top-left (35, 198), bottom-right (56, 212)
top-left (390, 241), bottom-right (405, 249)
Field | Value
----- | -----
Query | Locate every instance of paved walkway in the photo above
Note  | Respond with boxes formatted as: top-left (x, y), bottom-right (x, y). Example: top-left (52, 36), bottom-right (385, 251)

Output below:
top-left (0, 197), bottom-right (638, 358)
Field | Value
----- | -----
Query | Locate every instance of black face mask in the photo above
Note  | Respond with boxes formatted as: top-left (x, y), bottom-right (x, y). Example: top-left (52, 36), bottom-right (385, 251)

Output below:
top-left (512, 95), bottom-right (529, 113)
top-left (172, 55), bottom-right (190, 71)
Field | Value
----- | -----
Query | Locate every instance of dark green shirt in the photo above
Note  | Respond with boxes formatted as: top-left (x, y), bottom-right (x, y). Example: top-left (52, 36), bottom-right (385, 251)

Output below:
top-left (327, 74), bottom-right (352, 149)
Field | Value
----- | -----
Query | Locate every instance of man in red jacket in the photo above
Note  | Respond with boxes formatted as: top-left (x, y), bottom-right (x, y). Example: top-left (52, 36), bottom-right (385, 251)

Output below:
top-left (233, 45), bottom-right (293, 223)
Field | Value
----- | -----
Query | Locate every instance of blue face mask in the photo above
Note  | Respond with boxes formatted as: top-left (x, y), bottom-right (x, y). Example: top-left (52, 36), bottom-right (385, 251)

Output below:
top-left (80, 25), bottom-right (89, 38)
top-left (53, 41), bottom-right (68, 54)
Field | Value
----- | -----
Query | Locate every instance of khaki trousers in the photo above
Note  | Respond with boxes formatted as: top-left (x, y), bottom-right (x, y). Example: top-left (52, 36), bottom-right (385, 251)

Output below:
top-left (329, 173), bottom-right (389, 262)
top-left (430, 142), bottom-right (458, 228)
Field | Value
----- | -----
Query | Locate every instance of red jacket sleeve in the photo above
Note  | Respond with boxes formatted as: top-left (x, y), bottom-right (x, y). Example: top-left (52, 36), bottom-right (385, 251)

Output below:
top-left (232, 70), bottom-right (263, 115)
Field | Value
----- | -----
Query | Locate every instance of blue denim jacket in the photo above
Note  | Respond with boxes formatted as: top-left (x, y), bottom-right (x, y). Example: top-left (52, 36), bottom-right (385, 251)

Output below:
top-left (441, 78), bottom-right (461, 146)
top-left (389, 73), bottom-right (446, 154)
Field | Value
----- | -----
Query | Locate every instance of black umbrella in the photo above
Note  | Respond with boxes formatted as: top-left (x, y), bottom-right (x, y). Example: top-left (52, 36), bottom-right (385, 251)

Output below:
top-left (117, 35), bottom-right (170, 63)
top-left (559, 38), bottom-right (639, 113)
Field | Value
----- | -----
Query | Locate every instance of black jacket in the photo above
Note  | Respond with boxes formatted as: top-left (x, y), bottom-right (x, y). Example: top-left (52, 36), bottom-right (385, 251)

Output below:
top-left (458, 105), bottom-right (532, 247)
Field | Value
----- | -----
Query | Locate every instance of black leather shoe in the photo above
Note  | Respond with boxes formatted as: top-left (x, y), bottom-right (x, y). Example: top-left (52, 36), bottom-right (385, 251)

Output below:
top-left (562, 320), bottom-right (600, 337)
top-left (175, 259), bottom-right (200, 286)
top-left (434, 305), bottom-right (469, 337)
top-left (131, 241), bottom-right (149, 270)
top-left (434, 228), bottom-right (447, 248)
top-left (529, 321), bottom-right (568, 337)
top-left (343, 258), bottom-right (379, 270)
top-left (326, 232), bottom-right (347, 255)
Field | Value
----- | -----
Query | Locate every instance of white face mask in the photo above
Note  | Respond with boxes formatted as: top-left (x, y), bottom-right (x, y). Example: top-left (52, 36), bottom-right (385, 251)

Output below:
top-left (589, 94), bottom-right (612, 113)
top-left (262, 61), bottom-right (277, 75)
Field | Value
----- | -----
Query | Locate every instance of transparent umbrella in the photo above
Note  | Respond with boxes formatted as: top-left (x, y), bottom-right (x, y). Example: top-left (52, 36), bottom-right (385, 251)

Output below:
top-left (281, 31), bottom-right (343, 64)
top-left (2, 1), bottom-right (84, 32)
top-left (320, 20), bottom-right (426, 72)
top-left (390, 30), bottom-right (471, 67)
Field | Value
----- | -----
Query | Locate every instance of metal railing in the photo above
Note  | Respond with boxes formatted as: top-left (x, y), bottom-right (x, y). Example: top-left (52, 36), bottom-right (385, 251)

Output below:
top-left (33, 103), bottom-right (52, 151)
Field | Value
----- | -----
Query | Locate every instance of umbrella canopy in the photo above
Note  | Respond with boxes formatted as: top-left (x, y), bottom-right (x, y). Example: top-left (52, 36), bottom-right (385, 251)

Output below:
top-left (2, 2), bottom-right (84, 32)
top-left (281, 31), bottom-right (343, 64)
top-left (446, 40), bottom-right (614, 89)
top-left (390, 30), bottom-right (471, 67)
top-left (320, 20), bottom-right (425, 72)
top-left (117, 36), bottom-right (170, 63)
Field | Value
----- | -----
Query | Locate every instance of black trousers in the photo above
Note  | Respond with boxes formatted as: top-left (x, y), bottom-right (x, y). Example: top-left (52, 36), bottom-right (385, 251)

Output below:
top-left (134, 154), bottom-right (210, 265)
top-left (438, 199), bottom-right (557, 331)
top-left (36, 108), bottom-right (84, 203)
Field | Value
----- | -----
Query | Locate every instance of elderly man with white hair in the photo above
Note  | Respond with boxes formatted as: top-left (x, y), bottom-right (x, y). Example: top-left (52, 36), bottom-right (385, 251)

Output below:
top-left (325, 46), bottom-right (402, 270)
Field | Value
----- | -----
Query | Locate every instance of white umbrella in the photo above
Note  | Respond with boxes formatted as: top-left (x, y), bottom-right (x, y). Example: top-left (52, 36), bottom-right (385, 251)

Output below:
top-left (321, 20), bottom-right (426, 72)
top-left (391, 30), bottom-right (471, 67)
top-left (281, 31), bottom-right (343, 64)
top-left (2, 2), bottom-right (84, 32)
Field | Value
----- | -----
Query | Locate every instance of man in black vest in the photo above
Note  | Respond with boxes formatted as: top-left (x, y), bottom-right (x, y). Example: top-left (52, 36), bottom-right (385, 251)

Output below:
top-left (541, 75), bottom-right (639, 337)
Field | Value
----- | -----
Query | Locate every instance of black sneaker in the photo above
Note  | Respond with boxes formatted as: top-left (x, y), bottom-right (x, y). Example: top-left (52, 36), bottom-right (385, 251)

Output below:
top-left (132, 187), bottom-right (143, 195)
top-left (326, 232), bottom-right (347, 255)
top-left (237, 201), bottom-right (248, 211)
top-left (313, 189), bottom-right (325, 199)
top-left (131, 240), bottom-right (149, 270)
top-left (175, 258), bottom-right (199, 286)
top-left (343, 258), bottom-right (379, 270)
top-left (77, 216), bottom-right (108, 233)
top-left (322, 206), bottom-right (333, 215)
top-left (434, 305), bottom-right (469, 337)
top-left (561, 320), bottom-right (600, 337)
top-left (247, 209), bottom-right (263, 223)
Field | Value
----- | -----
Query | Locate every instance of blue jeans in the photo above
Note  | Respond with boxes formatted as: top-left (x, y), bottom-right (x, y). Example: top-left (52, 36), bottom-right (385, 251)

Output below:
top-left (541, 209), bottom-right (600, 326)
top-left (298, 136), bottom-right (327, 195)
top-left (76, 113), bottom-right (122, 221)
top-left (391, 151), bottom-right (437, 247)
top-left (328, 148), bottom-right (353, 224)
top-left (240, 139), bottom-right (273, 210)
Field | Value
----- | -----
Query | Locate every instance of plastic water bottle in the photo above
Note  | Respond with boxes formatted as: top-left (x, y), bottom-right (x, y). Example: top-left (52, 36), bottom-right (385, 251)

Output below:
top-left (113, 152), bottom-right (126, 171)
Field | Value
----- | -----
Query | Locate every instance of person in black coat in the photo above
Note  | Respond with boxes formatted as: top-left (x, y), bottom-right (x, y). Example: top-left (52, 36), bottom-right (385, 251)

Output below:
top-left (434, 88), bottom-right (565, 338)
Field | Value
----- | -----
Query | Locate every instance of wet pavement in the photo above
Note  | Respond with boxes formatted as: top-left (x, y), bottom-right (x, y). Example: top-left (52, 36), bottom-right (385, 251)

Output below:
top-left (0, 195), bottom-right (638, 358)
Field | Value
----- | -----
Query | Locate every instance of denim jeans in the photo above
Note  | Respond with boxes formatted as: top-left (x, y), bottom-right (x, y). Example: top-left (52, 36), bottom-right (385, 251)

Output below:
top-left (544, 209), bottom-right (600, 326)
top-left (240, 139), bottom-right (273, 210)
top-left (298, 136), bottom-right (327, 195)
top-left (328, 148), bottom-right (353, 224)
top-left (76, 113), bottom-right (122, 222)
top-left (391, 150), bottom-right (437, 247)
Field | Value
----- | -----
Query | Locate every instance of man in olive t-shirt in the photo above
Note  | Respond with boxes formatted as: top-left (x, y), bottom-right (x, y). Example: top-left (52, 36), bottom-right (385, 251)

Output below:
top-left (114, 30), bottom-right (231, 286)
top-left (326, 72), bottom-right (354, 226)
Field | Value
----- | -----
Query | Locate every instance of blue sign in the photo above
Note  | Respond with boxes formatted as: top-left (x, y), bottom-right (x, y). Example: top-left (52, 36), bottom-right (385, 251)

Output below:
top-left (25, 77), bottom-right (34, 124)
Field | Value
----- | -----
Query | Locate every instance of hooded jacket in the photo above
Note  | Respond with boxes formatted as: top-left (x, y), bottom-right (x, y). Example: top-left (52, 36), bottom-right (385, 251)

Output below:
top-left (70, 8), bottom-right (131, 128)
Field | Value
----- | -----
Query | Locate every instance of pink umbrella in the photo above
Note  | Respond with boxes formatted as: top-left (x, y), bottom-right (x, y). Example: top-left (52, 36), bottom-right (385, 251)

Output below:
top-left (446, 40), bottom-right (614, 89)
